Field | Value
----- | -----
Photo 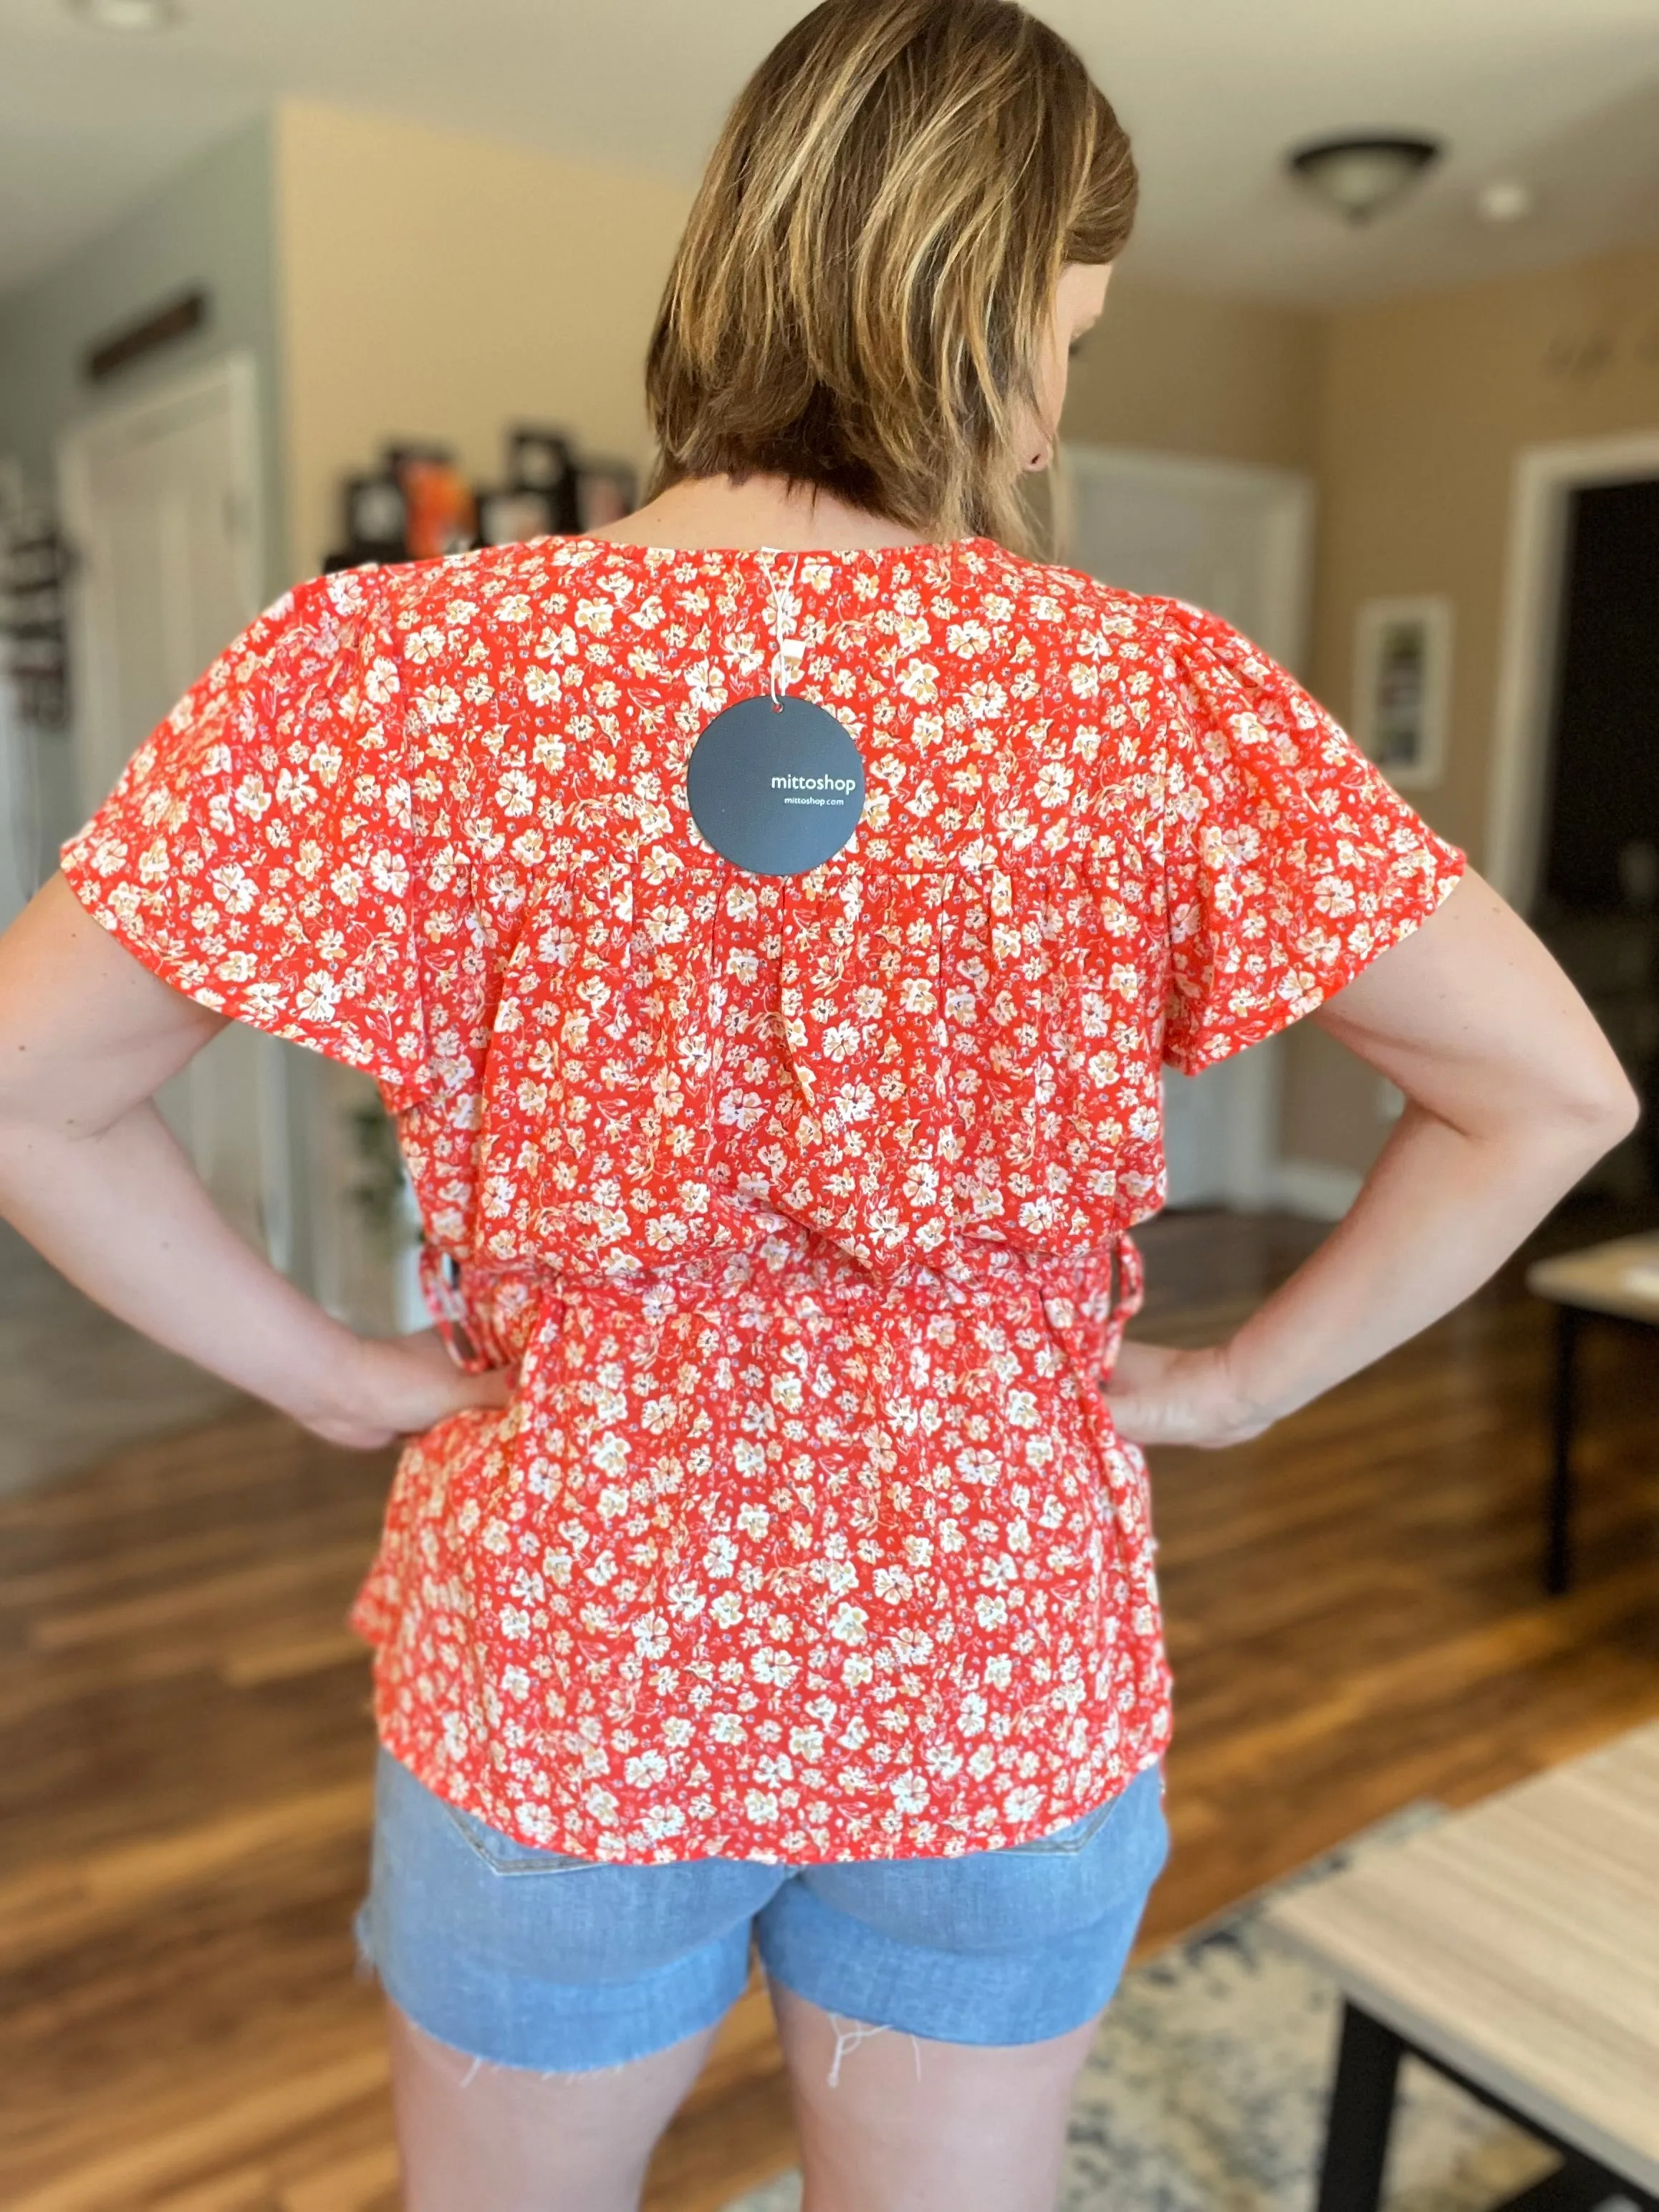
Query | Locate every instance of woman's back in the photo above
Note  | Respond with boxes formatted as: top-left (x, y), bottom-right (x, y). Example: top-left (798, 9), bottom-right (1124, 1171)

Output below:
top-left (71, 531), bottom-right (1456, 1281)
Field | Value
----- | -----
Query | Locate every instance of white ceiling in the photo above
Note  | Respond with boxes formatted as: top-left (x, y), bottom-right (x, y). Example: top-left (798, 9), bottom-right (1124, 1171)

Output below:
top-left (3, 0), bottom-right (1659, 307)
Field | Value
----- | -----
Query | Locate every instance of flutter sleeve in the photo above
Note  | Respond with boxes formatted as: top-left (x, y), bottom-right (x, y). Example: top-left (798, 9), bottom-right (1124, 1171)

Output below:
top-left (60, 567), bottom-right (432, 1102)
top-left (1156, 600), bottom-right (1466, 1077)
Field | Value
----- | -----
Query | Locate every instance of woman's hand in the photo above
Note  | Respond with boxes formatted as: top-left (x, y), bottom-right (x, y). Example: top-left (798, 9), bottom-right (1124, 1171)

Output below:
top-left (300, 1329), bottom-right (517, 1451)
top-left (1103, 1337), bottom-right (1271, 1451)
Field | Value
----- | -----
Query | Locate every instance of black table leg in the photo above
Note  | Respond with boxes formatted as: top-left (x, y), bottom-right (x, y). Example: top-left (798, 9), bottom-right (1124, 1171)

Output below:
top-left (1497, 2148), bottom-right (1648, 2208)
top-left (1546, 1304), bottom-right (1580, 1597)
top-left (1316, 2002), bottom-right (1404, 2212)
top-left (1314, 2004), bottom-right (1659, 2212)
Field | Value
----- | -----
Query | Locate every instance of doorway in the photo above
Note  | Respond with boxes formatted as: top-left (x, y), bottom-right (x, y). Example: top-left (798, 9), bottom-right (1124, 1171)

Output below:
top-left (57, 355), bottom-right (309, 1274)
top-left (1541, 476), bottom-right (1659, 913)
top-left (1489, 430), bottom-right (1659, 1201)
top-left (1055, 442), bottom-right (1314, 1210)
top-left (1537, 474), bottom-right (1659, 1193)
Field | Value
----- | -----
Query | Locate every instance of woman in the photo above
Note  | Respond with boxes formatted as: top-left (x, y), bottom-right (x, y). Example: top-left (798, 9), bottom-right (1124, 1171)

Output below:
top-left (0, 1), bottom-right (1632, 2206)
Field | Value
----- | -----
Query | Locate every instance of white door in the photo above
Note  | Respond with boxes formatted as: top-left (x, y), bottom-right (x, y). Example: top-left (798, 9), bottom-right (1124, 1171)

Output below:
top-left (58, 357), bottom-right (303, 1271)
top-left (1056, 443), bottom-right (1314, 1210)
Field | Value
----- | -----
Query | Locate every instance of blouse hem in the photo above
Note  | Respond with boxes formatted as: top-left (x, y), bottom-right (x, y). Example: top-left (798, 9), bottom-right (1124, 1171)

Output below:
top-left (1163, 848), bottom-right (1467, 1079)
top-left (57, 847), bottom-right (422, 1100)
top-left (365, 1706), bottom-right (1174, 1869)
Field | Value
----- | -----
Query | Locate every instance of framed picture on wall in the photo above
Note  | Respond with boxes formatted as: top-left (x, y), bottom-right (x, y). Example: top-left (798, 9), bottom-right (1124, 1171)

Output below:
top-left (1352, 595), bottom-right (1453, 791)
top-left (342, 473), bottom-right (408, 561)
top-left (509, 428), bottom-right (580, 532)
top-left (477, 486), bottom-right (559, 546)
top-left (577, 461), bottom-right (638, 532)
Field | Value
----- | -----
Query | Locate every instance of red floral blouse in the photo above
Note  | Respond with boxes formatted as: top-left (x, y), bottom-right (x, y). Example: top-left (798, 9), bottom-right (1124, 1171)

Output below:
top-left (61, 537), bottom-right (1463, 1864)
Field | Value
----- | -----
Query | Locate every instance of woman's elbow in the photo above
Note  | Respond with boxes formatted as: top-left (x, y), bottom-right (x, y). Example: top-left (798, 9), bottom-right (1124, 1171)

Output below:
top-left (1580, 1063), bottom-right (1640, 1145)
top-left (1444, 1023), bottom-right (1643, 1168)
top-left (1539, 1048), bottom-right (1641, 1163)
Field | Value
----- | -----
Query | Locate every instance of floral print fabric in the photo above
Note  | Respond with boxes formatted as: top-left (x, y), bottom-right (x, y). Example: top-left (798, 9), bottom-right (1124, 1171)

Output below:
top-left (61, 537), bottom-right (1463, 1863)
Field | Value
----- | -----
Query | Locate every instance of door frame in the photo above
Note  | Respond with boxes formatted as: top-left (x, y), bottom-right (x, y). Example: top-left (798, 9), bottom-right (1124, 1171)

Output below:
top-left (57, 349), bottom-right (264, 818)
top-left (1054, 441), bottom-right (1317, 673)
top-left (1486, 428), bottom-right (1659, 912)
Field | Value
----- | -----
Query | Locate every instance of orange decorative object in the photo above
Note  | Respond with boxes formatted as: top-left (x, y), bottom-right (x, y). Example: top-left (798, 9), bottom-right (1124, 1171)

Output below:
top-left (397, 454), bottom-right (476, 560)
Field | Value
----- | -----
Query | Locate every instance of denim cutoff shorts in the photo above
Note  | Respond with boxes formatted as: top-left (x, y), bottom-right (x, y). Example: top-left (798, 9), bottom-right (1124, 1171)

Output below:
top-left (356, 1748), bottom-right (1169, 2072)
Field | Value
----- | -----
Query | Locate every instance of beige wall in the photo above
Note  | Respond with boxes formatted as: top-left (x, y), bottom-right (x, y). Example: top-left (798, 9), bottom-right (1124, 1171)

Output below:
top-left (1313, 239), bottom-right (1659, 865)
top-left (273, 102), bottom-right (692, 582)
top-left (1062, 271), bottom-right (1322, 470)
top-left (1290, 240), bottom-right (1659, 1178)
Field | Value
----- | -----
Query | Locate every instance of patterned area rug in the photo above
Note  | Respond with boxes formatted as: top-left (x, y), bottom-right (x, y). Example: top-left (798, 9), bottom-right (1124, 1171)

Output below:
top-left (720, 1809), bottom-right (1597, 2212)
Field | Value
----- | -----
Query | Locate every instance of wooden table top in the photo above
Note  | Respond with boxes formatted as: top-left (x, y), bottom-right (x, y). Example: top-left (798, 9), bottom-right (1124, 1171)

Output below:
top-left (1267, 1723), bottom-right (1659, 2191)
top-left (1526, 1231), bottom-right (1659, 1324)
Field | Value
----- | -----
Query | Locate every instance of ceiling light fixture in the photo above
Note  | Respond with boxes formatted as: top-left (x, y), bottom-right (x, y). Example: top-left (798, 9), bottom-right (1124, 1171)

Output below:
top-left (69, 0), bottom-right (181, 30)
top-left (1476, 178), bottom-right (1536, 226)
top-left (1287, 134), bottom-right (1443, 225)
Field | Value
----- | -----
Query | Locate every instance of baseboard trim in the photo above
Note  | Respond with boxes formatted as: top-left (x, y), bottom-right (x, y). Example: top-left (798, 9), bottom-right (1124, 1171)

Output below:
top-left (1275, 1159), bottom-right (1363, 1222)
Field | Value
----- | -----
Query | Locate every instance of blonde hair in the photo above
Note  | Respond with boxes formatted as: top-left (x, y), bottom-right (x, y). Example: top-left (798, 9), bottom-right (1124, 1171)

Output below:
top-left (645, 0), bottom-right (1136, 550)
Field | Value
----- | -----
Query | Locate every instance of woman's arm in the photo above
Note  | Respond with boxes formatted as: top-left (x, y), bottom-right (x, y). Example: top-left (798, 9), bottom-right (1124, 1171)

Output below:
top-left (1107, 870), bottom-right (1639, 1448)
top-left (0, 875), bottom-right (511, 1449)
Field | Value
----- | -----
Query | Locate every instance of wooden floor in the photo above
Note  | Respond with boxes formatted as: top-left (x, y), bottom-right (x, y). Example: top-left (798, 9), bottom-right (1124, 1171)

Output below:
top-left (2, 1206), bottom-right (1657, 2211)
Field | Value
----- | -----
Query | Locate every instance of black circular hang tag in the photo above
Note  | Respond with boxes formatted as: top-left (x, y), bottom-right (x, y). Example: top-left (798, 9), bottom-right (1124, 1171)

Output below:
top-left (686, 693), bottom-right (866, 877)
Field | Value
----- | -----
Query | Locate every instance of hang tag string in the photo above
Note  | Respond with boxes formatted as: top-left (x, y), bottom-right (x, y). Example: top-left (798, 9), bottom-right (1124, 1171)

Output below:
top-left (765, 555), bottom-right (804, 709)
top-left (684, 553), bottom-right (867, 876)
